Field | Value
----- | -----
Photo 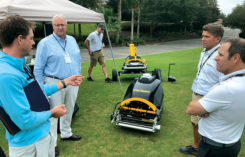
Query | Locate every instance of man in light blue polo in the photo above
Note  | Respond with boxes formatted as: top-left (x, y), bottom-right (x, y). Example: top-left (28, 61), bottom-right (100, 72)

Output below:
top-left (180, 23), bottom-right (224, 155)
top-left (34, 15), bottom-right (82, 156)
top-left (84, 24), bottom-right (111, 82)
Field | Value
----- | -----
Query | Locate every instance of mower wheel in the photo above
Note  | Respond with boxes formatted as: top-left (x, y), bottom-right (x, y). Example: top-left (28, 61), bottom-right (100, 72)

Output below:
top-left (112, 69), bottom-right (118, 81)
top-left (154, 68), bottom-right (162, 82)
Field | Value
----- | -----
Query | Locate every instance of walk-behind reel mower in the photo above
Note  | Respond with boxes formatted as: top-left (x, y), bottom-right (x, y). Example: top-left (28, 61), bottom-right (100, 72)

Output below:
top-left (111, 70), bottom-right (164, 132)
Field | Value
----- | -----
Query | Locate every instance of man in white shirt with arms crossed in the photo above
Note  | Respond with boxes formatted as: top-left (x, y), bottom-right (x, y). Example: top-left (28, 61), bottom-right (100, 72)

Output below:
top-left (187, 38), bottom-right (245, 157)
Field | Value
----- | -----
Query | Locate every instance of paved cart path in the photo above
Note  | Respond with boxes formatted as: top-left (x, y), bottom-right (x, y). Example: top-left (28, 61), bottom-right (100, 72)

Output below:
top-left (28, 27), bottom-right (240, 63)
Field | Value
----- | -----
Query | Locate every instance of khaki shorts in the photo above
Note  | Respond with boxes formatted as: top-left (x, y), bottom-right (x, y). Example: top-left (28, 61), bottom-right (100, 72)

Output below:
top-left (90, 50), bottom-right (105, 67)
top-left (191, 92), bottom-right (203, 125)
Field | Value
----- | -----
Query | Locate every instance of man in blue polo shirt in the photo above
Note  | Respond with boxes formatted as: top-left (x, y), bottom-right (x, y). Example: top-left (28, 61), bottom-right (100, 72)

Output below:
top-left (0, 16), bottom-right (83, 157)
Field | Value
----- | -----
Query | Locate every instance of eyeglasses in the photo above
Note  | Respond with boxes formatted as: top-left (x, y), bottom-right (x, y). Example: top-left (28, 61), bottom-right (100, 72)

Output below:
top-left (54, 24), bottom-right (67, 27)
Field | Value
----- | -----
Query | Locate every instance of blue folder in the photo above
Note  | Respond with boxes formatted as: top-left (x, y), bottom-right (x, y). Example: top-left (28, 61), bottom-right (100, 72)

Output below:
top-left (24, 80), bottom-right (50, 112)
top-left (0, 80), bottom-right (50, 135)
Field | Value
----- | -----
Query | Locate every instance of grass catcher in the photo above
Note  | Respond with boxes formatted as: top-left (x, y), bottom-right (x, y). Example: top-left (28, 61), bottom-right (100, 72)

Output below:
top-left (111, 71), bottom-right (164, 132)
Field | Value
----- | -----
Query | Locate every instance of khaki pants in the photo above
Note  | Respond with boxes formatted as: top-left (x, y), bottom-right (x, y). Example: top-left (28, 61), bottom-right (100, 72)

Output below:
top-left (191, 93), bottom-right (203, 125)
top-left (9, 134), bottom-right (53, 157)
top-left (45, 77), bottom-right (79, 148)
top-left (90, 50), bottom-right (105, 67)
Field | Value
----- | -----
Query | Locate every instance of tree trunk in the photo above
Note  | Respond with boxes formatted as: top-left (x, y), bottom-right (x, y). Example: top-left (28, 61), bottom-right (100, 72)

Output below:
top-left (116, 0), bottom-right (122, 44)
top-left (74, 24), bottom-right (76, 36)
top-left (131, 8), bottom-right (134, 42)
top-left (137, 4), bottom-right (141, 40)
top-left (78, 24), bottom-right (81, 40)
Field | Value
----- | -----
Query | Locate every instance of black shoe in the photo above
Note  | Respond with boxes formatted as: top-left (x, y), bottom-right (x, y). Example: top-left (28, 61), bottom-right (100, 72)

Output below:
top-left (55, 146), bottom-right (59, 156)
top-left (105, 77), bottom-right (111, 83)
top-left (87, 77), bottom-right (94, 81)
top-left (179, 145), bottom-right (198, 155)
top-left (61, 134), bottom-right (82, 141)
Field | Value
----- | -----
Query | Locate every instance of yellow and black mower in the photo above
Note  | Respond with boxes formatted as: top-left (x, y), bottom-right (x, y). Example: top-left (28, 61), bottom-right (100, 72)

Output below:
top-left (112, 43), bottom-right (147, 81)
top-left (111, 71), bottom-right (164, 132)
top-left (112, 43), bottom-right (176, 83)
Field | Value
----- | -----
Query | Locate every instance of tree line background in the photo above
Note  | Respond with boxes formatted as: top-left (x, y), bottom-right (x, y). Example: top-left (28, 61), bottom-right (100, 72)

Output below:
top-left (33, 0), bottom-right (245, 46)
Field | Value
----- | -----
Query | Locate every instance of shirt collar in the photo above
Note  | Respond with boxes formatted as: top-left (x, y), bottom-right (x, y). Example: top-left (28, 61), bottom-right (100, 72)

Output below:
top-left (220, 69), bottom-right (245, 82)
top-left (203, 44), bottom-right (221, 55)
top-left (53, 32), bottom-right (67, 42)
top-left (96, 30), bottom-right (101, 35)
top-left (0, 51), bottom-right (26, 71)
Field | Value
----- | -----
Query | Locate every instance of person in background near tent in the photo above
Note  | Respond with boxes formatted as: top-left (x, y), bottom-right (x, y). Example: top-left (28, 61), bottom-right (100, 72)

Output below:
top-left (84, 24), bottom-right (111, 82)
top-left (179, 23), bottom-right (224, 155)
top-left (34, 14), bottom-right (82, 156)
top-left (0, 16), bottom-right (83, 157)
top-left (186, 38), bottom-right (245, 157)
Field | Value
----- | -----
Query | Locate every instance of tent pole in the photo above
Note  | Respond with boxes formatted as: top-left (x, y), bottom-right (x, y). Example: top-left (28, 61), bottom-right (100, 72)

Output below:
top-left (104, 22), bottom-right (123, 91)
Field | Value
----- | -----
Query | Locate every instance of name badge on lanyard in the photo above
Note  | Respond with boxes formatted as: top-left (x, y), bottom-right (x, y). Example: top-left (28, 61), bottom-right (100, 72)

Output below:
top-left (64, 53), bottom-right (71, 64)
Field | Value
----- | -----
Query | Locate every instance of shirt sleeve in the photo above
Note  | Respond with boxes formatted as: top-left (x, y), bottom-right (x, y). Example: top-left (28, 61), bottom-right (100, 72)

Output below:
top-left (87, 33), bottom-right (94, 41)
top-left (199, 83), bottom-right (231, 113)
top-left (34, 40), bottom-right (48, 84)
top-left (39, 83), bottom-right (58, 96)
top-left (0, 74), bottom-right (51, 131)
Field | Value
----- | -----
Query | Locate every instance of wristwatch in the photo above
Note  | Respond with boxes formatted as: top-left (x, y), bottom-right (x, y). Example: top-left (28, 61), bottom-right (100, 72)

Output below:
top-left (61, 80), bottom-right (67, 88)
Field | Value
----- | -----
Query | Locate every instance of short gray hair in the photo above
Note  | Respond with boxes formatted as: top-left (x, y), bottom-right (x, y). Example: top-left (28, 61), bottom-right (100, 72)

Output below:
top-left (52, 15), bottom-right (67, 24)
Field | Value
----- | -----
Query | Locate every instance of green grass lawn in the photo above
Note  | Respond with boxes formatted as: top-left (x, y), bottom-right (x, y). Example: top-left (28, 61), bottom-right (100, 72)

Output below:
top-left (1, 48), bottom-right (245, 157)
top-left (67, 23), bottom-right (97, 36)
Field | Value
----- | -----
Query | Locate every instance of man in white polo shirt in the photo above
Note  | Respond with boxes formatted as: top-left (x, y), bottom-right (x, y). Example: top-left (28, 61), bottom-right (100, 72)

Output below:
top-left (186, 38), bottom-right (245, 157)
top-left (84, 24), bottom-right (111, 83)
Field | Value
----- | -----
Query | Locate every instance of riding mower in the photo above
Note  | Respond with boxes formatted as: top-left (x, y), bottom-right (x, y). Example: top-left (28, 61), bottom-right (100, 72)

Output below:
top-left (112, 43), bottom-right (147, 81)
top-left (111, 70), bottom-right (164, 132)
top-left (112, 43), bottom-right (176, 83)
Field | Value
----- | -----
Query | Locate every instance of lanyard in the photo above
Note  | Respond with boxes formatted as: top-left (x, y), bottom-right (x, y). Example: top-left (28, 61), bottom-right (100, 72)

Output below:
top-left (197, 47), bottom-right (219, 76)
top-left (52, 34), bottom-right (67, 52)
top-left (23, 64), bottom-right (35, 80)
top-left (225, 73), bottom-right (245, 81)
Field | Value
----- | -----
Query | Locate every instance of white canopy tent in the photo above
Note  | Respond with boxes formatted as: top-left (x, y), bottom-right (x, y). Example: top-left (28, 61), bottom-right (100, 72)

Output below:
top-left (0, 0), bottom-right (122, 88)
top-left (0, 0), bottom-right (105, 23)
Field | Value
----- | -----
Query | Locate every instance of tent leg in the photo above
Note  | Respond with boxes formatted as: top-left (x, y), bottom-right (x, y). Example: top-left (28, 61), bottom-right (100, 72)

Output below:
top-left (104, 22), bottom-right (123, 91)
